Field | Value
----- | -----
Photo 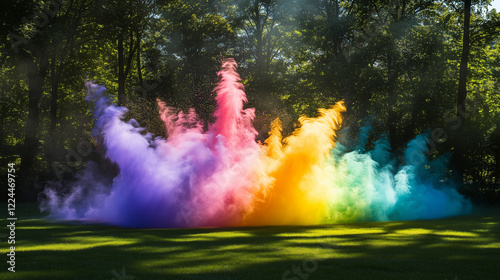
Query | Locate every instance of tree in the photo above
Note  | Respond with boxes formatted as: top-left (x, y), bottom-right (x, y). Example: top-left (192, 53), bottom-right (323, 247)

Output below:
top-left (99, 0), bottom-right (155, 105)
top-left (453, 0), bottom-right (472, 182)
top-left (4, 0), bottom-right (52, 199)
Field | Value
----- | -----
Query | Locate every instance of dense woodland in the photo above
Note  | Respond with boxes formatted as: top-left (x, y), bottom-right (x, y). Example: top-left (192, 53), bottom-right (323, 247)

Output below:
top-left (1, 0), bottom-right (499, 202)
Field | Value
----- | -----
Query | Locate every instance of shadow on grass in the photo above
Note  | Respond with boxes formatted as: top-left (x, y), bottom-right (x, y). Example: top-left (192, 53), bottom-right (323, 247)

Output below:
top-left (1, 204), bottom-right (499, 280)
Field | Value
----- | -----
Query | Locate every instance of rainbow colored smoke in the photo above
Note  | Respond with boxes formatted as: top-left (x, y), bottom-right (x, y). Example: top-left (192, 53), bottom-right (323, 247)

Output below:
top-left (41, 59), bottom-right (471, 228)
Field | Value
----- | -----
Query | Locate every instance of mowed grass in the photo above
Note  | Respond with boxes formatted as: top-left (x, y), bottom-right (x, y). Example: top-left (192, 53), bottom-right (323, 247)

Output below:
top-left (1, 204), bottom-right (500, 280)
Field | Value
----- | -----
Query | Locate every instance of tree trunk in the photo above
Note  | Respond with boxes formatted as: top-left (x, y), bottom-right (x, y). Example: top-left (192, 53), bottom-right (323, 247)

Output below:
top-left (118, 29), bottom-right (139, 104)
top-left (136, 34), bottom-right (143, 88)
top-left (386, 49), bottom-right (401, 150)
top-left (125, 31), bottom-right (136, 79)
top-left (47, 51), bottom-right (60, 167)
top-left (118, 31), bottom-right (125, 105)
top-left (454, 0), bottom-right (471, 183)
top-left (20, 55), bottom-right (48, 201)
top-left (254, 0), bottom-right (264, 75)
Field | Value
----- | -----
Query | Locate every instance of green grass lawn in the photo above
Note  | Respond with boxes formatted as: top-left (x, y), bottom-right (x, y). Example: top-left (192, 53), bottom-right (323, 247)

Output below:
top-left (1, 204), bottom-right (499, 280)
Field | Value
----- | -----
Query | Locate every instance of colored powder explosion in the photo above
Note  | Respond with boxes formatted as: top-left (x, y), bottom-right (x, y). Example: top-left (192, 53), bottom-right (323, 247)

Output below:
top-left (41, 59), bottom-right (471, 228)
